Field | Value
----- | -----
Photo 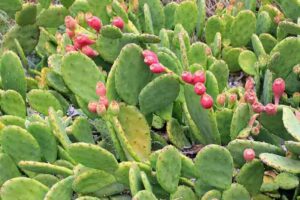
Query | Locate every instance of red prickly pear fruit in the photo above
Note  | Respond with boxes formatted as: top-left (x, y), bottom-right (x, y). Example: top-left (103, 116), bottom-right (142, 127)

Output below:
top-left (66, 28), bottom-right (75, 38)
top-left (99, 96), bottom-right (109, 108)
top-left (109, 101), bottom-right (120, 115)
top-left (81, 46), bottom-right (98, 57)
top-left (74, 34), bottom-right (95, 48)
top-left (150, 63), bottom-right (166, 74)
top-left (229, 93), bottom-right (237, 104)
top-left (244, 90), bottom-right (256, 104)
top-left (144, 55), bottom-right (159, 66)
top-left (245, 77), bottom-right (255, 91)
top-left (112, 17), bottom-right (124, 29)
top-left (194, 82), bottom-right (206, 95)
top-left (181, 71), bottom-right (194, 84)
top-left (65, 16), bottom-right (77, 30)
top-left (217, 93), bottom-right (226, 106)
top-left (96, 103), bottom-right (107, 116)
top-left (200, 93), bottom-right (213, 109)
top-left (88, 101), bottom-right (97, 113)
top-left (265, 103), bottom-right (277, 115)
top-left (243, 148), bottom-right (255, 162)
top-left (86, 16), bottom-right (102, 32)
top-left (142, 50), bottom-right (157, 58)
top-left (193, 70), bottom-right (206, 84)
top-left (66, 45), bottom-right (77, 52)
top-left (272, 78), bottom-right (285, 105)
top-left (252, 102), bottom-right (264, 113)
top-left (96, 82), bottom-right (106, 97)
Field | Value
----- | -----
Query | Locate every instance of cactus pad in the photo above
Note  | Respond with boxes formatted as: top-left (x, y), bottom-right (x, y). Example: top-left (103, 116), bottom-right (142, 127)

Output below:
top-left (27, 89), bottom-right (62, 115)
top-left (0, 90), bottom-right (26, 118)
top-left (36, 6), bottom-right (68, 28)
top-left (156, 145), bottom-right (181, 193)
top-left (0, 153), bottom-right (21, 186)
top-left (0, 51), bottom-right (27, 98)
top-left (236, 159), bottom-right (264, 195)
top-left (15, 3), bottom-right (37, 26)
top-left (174, 1), bottom-right (198, 35)
top-left (68, 143), bottom-right (118, 173)
top-left (33, 174), bottom-right (59, 188)
top-left (1, 126), bottom-right (41, 163)
top-left (114, 44), bottom-right (152, 105)
top-left (227, 139), bottom-right (284, 167)
top-left (170, 186), bottom-right (197, 200)
top-left (44, 176), bottom-right (74, 200)
top-left (129, 164), bottom-right (143, 196)
top-left (260, 153), bottom-right (300, 173)
top-left (133, 190), bottom-right (157, 200)
top-left (222, 184), bottom-right (251, 200)
top-left (238, 50), bottom-right (257, 76)
top-left (0, 177), bottom-right (49, 200)
top-left (139, 74), bottom-right (180, 115)
top-left (282, 107), bottom-right (300, 141)
top-left (194, 144), bottom-right (233, 190)
top-left (166, 118), bottom-right (191, 149)
top-left (275, 172), bottom-right (299, 190)
top-left (230, 103), bottom-right (251, 140)
top-left (27, 122), bottom-right (57, 163)
top-left (18, 161), bottom-right (73, 176)
top-left (73, 169), bottom-right (116, 194)
top-left (70, 117), bottom-right (94, 144)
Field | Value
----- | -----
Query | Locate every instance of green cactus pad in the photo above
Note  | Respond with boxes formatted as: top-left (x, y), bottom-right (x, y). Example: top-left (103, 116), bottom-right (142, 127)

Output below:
top-left (27, 89), bottom-right (62, 115)
top-left (195, 144), bottom-right (233, 190)
top-left (114, 44), bottom-right (152, 105)
top-left (70, 117), bottom-right (94, 144)
top-left (0, 51), bottom-right (27, 98)
top-left (68, 143), bottom-right (118, 173)
top-left (96, 33), bottom-right (139, 63)
top-left (205, 16), bottom-right (224, 45)
top-left (269, 37), bottom-right (300, 94)
top-left (222, 184), bottom-right (250, 200)
top-left (201, 190), bottom-right (221, 200)
top-left (170, 186), bottom-right (197, 200)
top-left (196, 0), bottom-right (206, 37)
top-left (184, 84), bottom-right (220, 144)
top-left (143, 3), bottom-right (154, 34)
top-left (69, 0), bottom-right (90, 15)
top-left (44, 176), bottom-right (74, 200)
top-left (0, 115), bottom-right (25, 128)
top-left (115, 105), bottom-right (151, 161)
top-left (209, 60), bottom-right (229, 92)
top-left (0, 90), bottom-right (26, 118)
top-left (0, 177), bottom-right (49, 200)
top-left (188, 42), bottom-right (208, 68)
top-left (227, 139), bottom-right (284, 167)
top-left (33, 174), bottom-right (59, 188)
top-left (27, 122), bottom-right (57, 163)
top-left (73, 169), bottom-right (116, 194)
top-left (85, 0), bottom-right (111, 24)
top-left (133, 190), bottom-right (157, 200)
top-left (15, 3), bottom-right (37, 26)
top-left (238, 50), bottom-right (257, 76)
top-left (140, 171), bottom-right (152, 192)
top-left (1, 126), bottom-right (41, 163)
top-left (48, 108), bottom-right (72, 149)
top-left (61, 52), bottom-right (105, 102)
top-left (275, 0), bottom-right (300, 21)
top-left (138, 0), bottom-right (164, 35)
top-left (230, 103), bottom-right (251, 140)
top-left (216, 108), bottom-right (233, 145)
top-left (256, 11), bottom-right (271, 35)
top-left (167, 118), bottom-right (191, 149)
top-left (282, 107), bottom-right (300, 141)
top-left (0, 153), bottom-right (21, 186)
top-left (236, 159), bottom-right (264, 195)
top-left (46, 70), bottom-right (70, 94)
top-left (259, 34), bottom-right (277, 54)
top-left (36, 6), bottom-right (69, 28)
top-left (259, 106), bottom-right (294, 140)
top-left (275, 172), bottom-right (299, 190)
top-left (139, 74), bottom-right (180, 115)
top-left (1, 24), bottom-right (39, 55)
top-left (260, 174), bottom-right (279, 192)
top-left (92, 182), bottom-right (125, 198)
top-left (100, 25), bottom-right (123, 39)
top-left (54, 160), bottom-right (74, 169)
top-left (164, 2), bottom-right (178, 30)
top-left (222, 47), bottom-right (243, 72)
top-left (285, 141), bottom-right (300, 155)
top-left (157, 52), bottom-right (180, 74)
top-left (194, 178), bottom-right (216, 198)
top-left (18, 161), bottom-right (73, 176)
top-left (156, 145), bottom-right (181, 193)
top-left (230, 10), bottom-right (256, 47)
top-left (260, 153), bottom-right (300, 173)
top-left (174, 1), bottom-right (198, 35)
top-left (129, 164), bottom-right (143, 196)
top-left (49, 90), bottom-right (69, 113)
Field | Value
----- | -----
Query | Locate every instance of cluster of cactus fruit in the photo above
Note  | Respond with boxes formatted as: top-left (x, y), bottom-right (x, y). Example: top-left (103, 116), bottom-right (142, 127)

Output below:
top-left (2, 0), bottom-right (300, 199)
